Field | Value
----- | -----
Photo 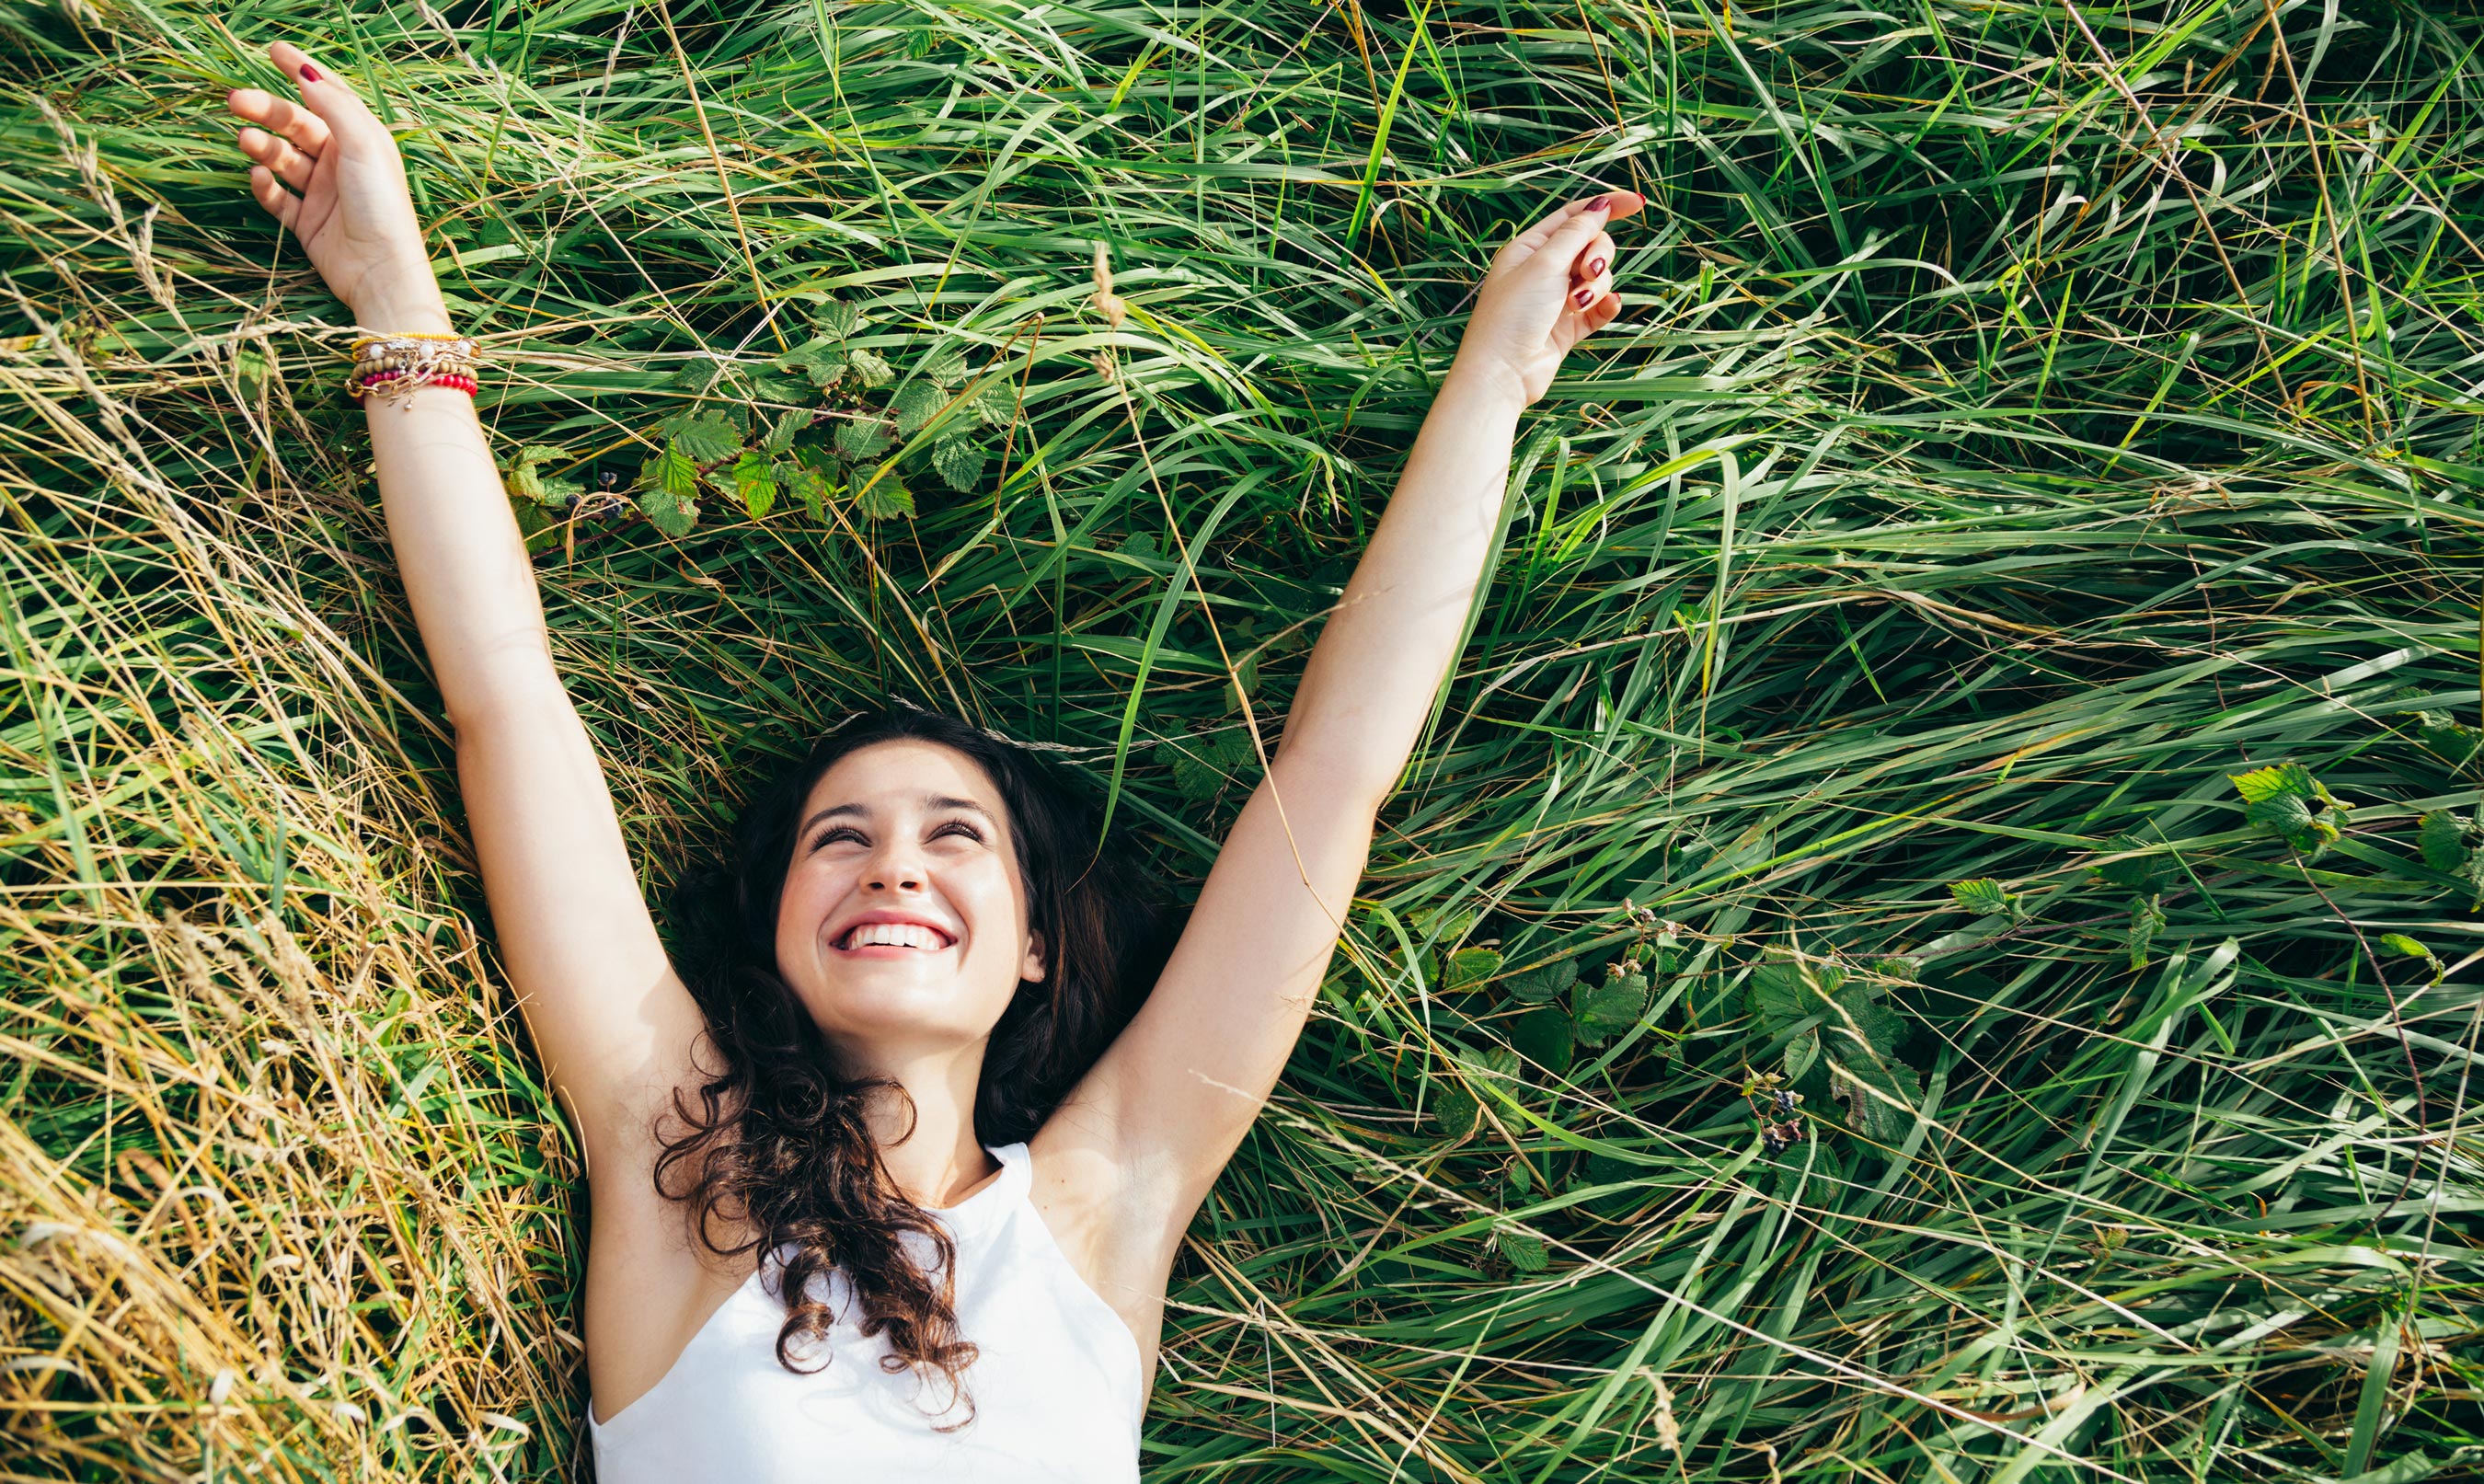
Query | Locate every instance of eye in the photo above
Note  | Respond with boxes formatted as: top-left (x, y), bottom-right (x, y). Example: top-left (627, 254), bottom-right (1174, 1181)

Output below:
top-left (934, 820), bottom-right (985, 844)
top-left (809, 825), bottom-right (865, 853)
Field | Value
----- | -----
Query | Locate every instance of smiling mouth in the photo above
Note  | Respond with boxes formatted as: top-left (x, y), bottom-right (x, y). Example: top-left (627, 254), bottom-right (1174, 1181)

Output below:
top-left (836, 923), bottom-right (957, 952)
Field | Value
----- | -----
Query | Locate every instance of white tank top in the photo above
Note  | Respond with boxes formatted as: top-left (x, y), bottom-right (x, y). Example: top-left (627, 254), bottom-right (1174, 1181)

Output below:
top-left (588, 1141), bottom-right (1145, 1481)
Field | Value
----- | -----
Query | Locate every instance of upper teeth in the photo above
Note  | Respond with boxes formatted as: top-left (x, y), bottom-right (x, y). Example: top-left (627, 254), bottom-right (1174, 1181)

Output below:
top-left (845, 923), bottom-right (946, 950)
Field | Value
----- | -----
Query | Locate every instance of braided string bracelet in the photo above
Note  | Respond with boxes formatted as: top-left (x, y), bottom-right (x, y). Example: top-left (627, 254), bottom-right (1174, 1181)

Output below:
top-left (347, 330), bottom-right (485, 407)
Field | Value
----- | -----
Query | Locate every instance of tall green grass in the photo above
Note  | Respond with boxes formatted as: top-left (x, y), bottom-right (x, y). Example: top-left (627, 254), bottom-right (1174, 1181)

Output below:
top-left (4, 0), bottom-right (2479, 1478)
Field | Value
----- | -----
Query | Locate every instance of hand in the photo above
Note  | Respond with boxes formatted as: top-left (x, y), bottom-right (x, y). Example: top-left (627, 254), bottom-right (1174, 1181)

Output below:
top-left (225, 40), bottom-right (450, 333)
top-left (1451, 190), bottom-right (1645, 406)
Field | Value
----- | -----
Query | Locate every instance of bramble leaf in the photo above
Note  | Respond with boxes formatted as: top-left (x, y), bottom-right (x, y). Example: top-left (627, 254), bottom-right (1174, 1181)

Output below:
top-left (891, 381), bottom-right (945, 437)
top-left (1503, 961), bottom-right (1575, 1005)
top-left (812, 298), bottom-right (861, 339)
top-left (635, 443), bottom-right (698, 535)
top-left (1493, 1224), bottom-right (1549, 1273)
top-left (1949, 878), bottom-right (2015, 918)
top-left (2230, 760), bottom-right (2316, 804)
top-left (2420, 810), bottom-right (2470, 871)
top-left (834, 417), bottom-right (892, 463)
top-left (764, 409), bottom-right (809, 454)
top-left (721, 449), bottom-right (776, 521)
top-left (659, 410), bottom-right (742, 466)
top-left (932, 435), bottom-right (989, 492)
top-left (848, 348), bottom-right (894, 387)
top-left (777, 459), bottom-right (832, 520)
top-left (2127, 893), bottom-right (2166, 972)
top-left (1510, 1007), bottom-right (1573, 1075)
top-left (854, 472), bottom-right (914, 522)
top-left (1443, 948), bottom-right (1504, 993)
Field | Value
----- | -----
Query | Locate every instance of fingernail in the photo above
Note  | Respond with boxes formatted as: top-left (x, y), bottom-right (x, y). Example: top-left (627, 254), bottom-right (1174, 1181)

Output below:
top-left (1574, 287), bottom-right (1595, 307)
top-left (1586, 258), bottom-right (1606, 277)
top-left (300, 64), bottom-right (321, 83)
top-left (1587, 194), bottom-right (1609, 212)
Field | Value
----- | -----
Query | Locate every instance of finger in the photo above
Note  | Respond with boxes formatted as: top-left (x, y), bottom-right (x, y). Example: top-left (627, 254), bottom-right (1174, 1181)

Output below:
top-left (236, 126), bottom-right (316, 191)
top-left (224, 87), bottom-right (332, 156)
top-left (1501, 189), bottom-right (1647, 263)
top-left (268, 40), bottom-right (389, 150)
top-left (1568, 231), bottom-right (1617, 283)
top-left (247, 163), bottom-right (301, 231)
top-left (1536, 200), bottom-right (1628, 274)
top-left (1565, 266), bottom-right (1614, 316)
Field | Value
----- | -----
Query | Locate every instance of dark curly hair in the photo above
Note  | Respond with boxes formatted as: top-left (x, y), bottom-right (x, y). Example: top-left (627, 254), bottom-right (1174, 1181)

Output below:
top-left (654, 703), bottom-right (1179, 1425)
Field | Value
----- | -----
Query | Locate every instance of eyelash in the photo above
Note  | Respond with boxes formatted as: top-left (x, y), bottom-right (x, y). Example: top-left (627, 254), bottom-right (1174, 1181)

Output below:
top-left (810, 820), bottom-right (983, 853)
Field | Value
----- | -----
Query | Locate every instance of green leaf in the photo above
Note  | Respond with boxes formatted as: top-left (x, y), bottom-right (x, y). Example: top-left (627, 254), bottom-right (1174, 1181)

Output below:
top-left (2127, 893), bottom-right (2166, 972)
top-left (1749, 954), bottom-right (1849, 1036)
top-left (763, 409), bottom-right (810, 454)
top-left (1169, 730), bottom-right (1253, 802)
top-left (2419, 810), bottom-right (2469, 871)
top-left (1503, 961), bottom-right (1575, 1005)
top-left (812, 298), bottom-right (861, 339)
top-left (720, 449), bottom-right (776, 521)
top-left (777, 459), bottom-right (832, 520)
top-left (669, 355), bottom-right (730, 395)
top-left (2379, 933), bottom-right (2431, 959)
top-left (2093, 834), bottom-right (2164, 893)
top-left (919, 346), bottom-right (968, 385)
top-left (1949, 878), bottom-right (2013, 917)
top-left (782, 342), bottom-right (850, 389)
top-left (505, 445), bottom-right (581, 509)
top-left (834, 417), bottom-right (892, 463)
top-left (1573, 970), bottom-right (1649, 1034)
top-left (635, 443), bottom-right (698, 536)
top-left (854, 472), bottom-right (914, 523)
top-left (968, 381), bottom-right (1016, 427)
top-left (891, 381), bottom-right (945, 437)
top-left (1442, 948), bottom-right (1504, 993)
top-left (1829, 1052), bottom-right (1922, 1145)
top-left (1492, 1224), bottom-right (1548, 1273)
top-left (931, 435), bottom-right (990, 493)
top-left (2230, 760), bottom-right (2317, 804)
top-left (1784, 1029), bottom-right (1822, 1081)
top-left (1510, 1007), bottom-right (1573, 1075)
top-left (848, 347), bottom-right (894, 387)
top-left (658, 410), bottom-right (742, 466)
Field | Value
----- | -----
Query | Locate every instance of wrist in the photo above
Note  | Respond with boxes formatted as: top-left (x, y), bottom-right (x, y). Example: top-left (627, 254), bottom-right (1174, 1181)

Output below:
top-left (352, 286), bottom-right (454, 338)
top-left (1441, 356), bottom-right (1531, 412)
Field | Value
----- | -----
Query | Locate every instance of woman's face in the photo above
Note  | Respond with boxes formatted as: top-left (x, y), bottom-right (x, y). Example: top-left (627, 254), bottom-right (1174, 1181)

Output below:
top-left (774, 740), bottom-right (1046, 1061)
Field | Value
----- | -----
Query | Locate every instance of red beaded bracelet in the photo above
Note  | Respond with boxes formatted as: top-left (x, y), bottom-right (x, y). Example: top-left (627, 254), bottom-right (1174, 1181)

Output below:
top-left (348, 369), bottom-right (478, 402)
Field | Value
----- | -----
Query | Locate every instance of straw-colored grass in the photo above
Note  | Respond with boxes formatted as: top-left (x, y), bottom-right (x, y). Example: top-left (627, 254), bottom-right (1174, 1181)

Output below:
top-left (5, 0), bottom-right (2480, 1478)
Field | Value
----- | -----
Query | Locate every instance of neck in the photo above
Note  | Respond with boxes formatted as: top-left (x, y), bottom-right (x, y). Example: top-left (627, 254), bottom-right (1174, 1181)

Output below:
top-left (843, 1040), bottom-right (997, 1210)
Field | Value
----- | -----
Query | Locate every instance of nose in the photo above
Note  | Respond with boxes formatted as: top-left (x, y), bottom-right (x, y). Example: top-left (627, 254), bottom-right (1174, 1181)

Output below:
top-left (861, 837), bottom-right (925, 893)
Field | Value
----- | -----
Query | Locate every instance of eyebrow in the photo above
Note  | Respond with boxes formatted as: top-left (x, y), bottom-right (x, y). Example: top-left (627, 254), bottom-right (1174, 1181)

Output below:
top-left (797, 794), bottom-right (997, 840)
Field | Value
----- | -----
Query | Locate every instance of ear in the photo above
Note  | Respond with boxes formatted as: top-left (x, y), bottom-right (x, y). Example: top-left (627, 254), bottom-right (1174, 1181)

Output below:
top-left (1019, 929), bottom-right (1049, 984)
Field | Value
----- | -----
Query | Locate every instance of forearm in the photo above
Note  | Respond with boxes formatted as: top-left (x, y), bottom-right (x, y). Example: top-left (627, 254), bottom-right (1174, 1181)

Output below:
top-left (1276, 362), bottom-right (1525, 792)
top-left (360, 307), bottom-right (561, 727)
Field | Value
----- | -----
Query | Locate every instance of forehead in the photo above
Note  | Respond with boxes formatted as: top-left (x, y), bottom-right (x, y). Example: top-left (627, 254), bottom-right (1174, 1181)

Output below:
top-left (800, 739), bottom-right (1006, 818)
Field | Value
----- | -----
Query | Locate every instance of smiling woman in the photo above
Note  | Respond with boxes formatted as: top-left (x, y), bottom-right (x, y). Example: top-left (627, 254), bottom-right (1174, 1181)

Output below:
top-left (219, 31), bottom-right (1638, 1482)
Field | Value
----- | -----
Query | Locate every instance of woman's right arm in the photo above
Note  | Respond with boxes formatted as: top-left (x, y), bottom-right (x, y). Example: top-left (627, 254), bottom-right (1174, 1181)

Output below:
top-left (225, 43), bottom-right (707, 1181)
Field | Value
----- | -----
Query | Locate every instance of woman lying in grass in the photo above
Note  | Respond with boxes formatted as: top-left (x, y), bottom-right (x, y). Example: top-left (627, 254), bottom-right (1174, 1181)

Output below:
top-left (225, 38), bottom-right (1639, 1479)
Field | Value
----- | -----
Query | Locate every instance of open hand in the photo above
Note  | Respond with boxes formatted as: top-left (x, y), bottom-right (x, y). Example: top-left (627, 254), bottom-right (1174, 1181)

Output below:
top-left (226, 40), bottom-right (449, 332)
top-left (1453, 190), bottom-right (1644, 406)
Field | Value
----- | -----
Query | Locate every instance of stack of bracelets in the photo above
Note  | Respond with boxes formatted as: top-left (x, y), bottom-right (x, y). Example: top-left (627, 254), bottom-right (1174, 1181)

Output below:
top-left (346, 330), bottom-right (483, 405)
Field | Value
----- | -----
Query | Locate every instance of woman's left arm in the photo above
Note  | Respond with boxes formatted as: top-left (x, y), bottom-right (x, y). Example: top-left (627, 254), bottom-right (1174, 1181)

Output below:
top-left (1040, 190), bottom-right (1642, 1247)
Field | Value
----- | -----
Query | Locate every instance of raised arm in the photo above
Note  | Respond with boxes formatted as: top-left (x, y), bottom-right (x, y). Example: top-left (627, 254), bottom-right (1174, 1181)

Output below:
top-left (1042, 192), bottom-right (1643, 1252)
top-left (225, 44), bottom-right (706, 1186)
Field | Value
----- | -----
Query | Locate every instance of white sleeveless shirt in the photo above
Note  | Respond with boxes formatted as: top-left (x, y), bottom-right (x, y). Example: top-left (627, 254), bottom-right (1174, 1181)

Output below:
top-left (589, 1141), bottom-right (1146, 1481)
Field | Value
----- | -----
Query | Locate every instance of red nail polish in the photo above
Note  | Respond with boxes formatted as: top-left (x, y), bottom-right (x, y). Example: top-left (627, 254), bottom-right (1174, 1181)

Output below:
top-left (300, 64), bottom-right (321, 83)
top-left (1574, 287), bottom-right (1595, 307)
top-left (1587, 194), bottom-right (1609, 212)
top-left (1586, 258), bottom-right (1606, 277)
